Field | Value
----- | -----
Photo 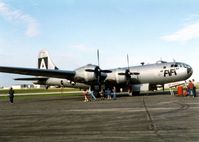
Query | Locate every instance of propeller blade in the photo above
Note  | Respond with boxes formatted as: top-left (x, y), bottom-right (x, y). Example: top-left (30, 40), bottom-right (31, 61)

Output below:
top-left (132, 72), bottom-right (140, 75)
top-left (118, 73), bottom-right (126, 75)
top-left (85, 68), bottom-right (112, 73)
top-left (101, 70), bottom-right (112, 73)
top-left (97, 49), bottom-right (100, 67)
top-left (85, 69), bottom-right (95, 72)
top-left (127, 54), bottom-right (129, 69)
top-left (119, 72), bottom-right (140, 76)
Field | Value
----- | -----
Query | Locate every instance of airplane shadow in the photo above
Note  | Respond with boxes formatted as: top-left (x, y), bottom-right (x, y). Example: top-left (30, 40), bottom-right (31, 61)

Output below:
top-left (116, 90), bottom-right (176, 97)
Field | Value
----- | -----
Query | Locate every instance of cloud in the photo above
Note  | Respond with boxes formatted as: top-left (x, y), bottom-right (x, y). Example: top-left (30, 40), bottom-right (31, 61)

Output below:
top-left (0, 1), bottom-right (40, 37)
top-left (161, 21), bottom-right (199, 42)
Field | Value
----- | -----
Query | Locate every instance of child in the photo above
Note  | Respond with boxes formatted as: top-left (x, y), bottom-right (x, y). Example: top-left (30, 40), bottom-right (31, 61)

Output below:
top-left (82, 89), bottom-right (89, 102)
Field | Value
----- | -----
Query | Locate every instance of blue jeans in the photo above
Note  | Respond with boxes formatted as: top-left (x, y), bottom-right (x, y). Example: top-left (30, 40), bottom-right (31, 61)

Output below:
top-left (189, 89), bottom-right (194, 96)
top-left (89, 91), bottom-right (96, 100)
top-left (112, 92), bottom-right (116, 100)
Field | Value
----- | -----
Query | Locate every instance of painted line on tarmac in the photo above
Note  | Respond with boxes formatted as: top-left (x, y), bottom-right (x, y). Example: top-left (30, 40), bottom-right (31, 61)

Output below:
top-left (0, 91), bottom-right (82, 96)
top-left (67, 107), bottom-right (177, 112)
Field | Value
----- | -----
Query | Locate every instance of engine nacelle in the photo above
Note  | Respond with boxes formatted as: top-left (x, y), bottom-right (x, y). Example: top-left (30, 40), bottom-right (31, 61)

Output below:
top-left (74, 64), bottom-right (97, 82)
top-left (35, 78), bottom-right (89, 89)
top-left (46, 78), bottom-right (69, 86)
top-left (114, 68), bottom-right (127, 84)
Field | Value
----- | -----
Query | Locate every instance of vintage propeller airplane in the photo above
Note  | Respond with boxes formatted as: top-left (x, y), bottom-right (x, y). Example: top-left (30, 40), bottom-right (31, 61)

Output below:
top-left (0, 50), bottom-right (193, 95)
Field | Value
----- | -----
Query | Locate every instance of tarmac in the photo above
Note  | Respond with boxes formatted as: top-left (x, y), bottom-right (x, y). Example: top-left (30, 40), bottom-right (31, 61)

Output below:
top-left (0, 92), bottom-right (199, 142)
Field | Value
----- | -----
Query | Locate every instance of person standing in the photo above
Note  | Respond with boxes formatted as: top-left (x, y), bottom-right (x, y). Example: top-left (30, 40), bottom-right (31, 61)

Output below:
top-left (99, 88), bottom-right (105, 100)
top-left (8, 87), bottom-right (15, 103)
top-left (112, 86), bottom-right (117, 100)
top-left (82, 89), bottom-right (89, 102)
top-left (188, 80), bottom-right (194, 97)
top-left (192, 79), bottom-right (197, 97)
top-left (106, 88), bottom-right (111, 100)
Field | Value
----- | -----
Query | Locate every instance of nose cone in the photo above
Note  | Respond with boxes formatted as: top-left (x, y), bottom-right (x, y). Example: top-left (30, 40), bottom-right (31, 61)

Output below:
top-left (187, 64), bottom-right (193, 77)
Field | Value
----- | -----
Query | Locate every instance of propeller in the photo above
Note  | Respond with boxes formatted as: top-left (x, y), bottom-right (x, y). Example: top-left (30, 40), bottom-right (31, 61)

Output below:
top-left (85, 49), bottom-right (112, 87)
top-left (118, 54), bottom-right (139, 84)
top-left (85, 49), bottom-right (112, 73)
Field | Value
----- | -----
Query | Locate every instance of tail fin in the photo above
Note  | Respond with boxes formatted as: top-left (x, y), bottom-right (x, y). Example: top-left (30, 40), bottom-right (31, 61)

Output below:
top-left (38, 50), bottom-right (58, 70)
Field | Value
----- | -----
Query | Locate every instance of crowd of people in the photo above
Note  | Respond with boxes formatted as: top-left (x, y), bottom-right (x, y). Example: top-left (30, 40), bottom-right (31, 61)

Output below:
top-left (175, 79), bottom-right (197, 97)
top-left (185, 79), bottom-right (197, 97)
top-left (82, 86), bottom-right (117, 102)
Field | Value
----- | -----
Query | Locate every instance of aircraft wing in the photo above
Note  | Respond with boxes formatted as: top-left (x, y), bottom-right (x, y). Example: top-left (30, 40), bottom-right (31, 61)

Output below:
top-left (0, 66), bottom-right (75, 80)
top-left (14, 77), bottom-right (48, 81)
top-left (168, 82), bottom-right (186, 88)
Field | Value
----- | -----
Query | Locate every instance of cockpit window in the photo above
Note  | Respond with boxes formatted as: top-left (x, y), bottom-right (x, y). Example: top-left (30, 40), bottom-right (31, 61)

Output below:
top-left (186, 65), bottom-right (191, 68)
top-left (182, 64), bottom-right (191, 68)
top-left (171, 63), bottom-right (180, 68)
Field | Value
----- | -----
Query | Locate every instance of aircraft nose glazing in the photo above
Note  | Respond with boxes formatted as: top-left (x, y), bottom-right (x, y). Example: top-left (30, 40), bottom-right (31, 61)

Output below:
top-left (187, 66), bottom-right (193, 75)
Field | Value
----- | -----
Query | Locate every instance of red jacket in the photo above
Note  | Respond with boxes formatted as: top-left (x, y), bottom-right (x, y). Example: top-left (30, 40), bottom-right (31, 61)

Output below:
top-left (188, 82), bottom-right (194, 89)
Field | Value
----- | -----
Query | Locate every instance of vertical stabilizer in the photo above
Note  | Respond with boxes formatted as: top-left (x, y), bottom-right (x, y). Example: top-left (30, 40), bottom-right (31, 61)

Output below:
top-left (38, 50), bottom-right (58, 70)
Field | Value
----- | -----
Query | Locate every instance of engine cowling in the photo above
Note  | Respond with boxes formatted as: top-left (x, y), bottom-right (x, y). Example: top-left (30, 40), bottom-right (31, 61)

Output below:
top-left (115, 68), bottom-right (127, 84)
top-left (74, 64), bottom-right (98, 82)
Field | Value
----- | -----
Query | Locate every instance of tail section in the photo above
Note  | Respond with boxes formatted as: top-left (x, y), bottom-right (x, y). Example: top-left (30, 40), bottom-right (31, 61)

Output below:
top-left (38, 50), bottom-right (58, 70)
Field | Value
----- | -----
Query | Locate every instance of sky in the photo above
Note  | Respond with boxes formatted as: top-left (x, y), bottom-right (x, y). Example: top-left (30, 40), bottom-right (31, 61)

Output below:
top-left (0, 0), bottom-right (199, 87)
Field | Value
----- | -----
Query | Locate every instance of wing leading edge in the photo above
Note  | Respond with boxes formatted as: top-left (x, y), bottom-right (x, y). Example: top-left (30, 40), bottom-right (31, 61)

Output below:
top-left (0, 66), bottom-right (75, 80)
top-left (14, 77), bottom-right (48, 81)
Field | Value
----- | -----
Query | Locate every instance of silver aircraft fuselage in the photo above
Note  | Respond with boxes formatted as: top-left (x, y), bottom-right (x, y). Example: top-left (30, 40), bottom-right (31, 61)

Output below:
top-left (106, 62), bottom-right (192, 85)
